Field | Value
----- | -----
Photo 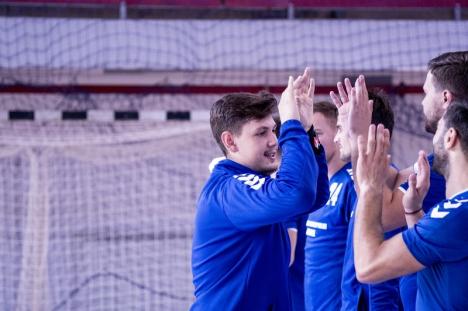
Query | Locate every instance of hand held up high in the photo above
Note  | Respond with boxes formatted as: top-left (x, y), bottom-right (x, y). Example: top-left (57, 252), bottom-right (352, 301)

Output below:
top-left (295, 67), bottom-right (315, 131)
top-left (278, 76), bottom-right (300, 123)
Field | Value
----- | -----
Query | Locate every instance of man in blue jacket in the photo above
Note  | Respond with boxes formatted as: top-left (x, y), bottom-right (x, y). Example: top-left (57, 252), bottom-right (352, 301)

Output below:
top-left (191, 69), bottom-right (329, 311)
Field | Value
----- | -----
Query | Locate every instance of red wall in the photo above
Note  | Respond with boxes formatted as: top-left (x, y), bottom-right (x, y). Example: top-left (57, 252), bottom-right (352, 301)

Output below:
top-left (5, 0), bottom-right (468, 7)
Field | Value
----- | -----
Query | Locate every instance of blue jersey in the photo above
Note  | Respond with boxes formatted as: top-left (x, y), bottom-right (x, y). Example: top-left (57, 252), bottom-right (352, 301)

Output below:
top-left (287, 146), bottom-right (330, 311)
top-left (402, 189), bottom-right (468, 310)
top-left (304, 162), bottom-right (356, 311)
top-left (191, 120), bottom-right (326, 311)
top-left (398, 153), bottom-right (446, 311)
top-left (341, 204), bottom-right (401, 311)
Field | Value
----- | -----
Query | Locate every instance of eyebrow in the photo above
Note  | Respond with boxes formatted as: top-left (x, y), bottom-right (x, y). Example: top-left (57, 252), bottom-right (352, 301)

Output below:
top-left (255, 126), bottom-right (271, 132)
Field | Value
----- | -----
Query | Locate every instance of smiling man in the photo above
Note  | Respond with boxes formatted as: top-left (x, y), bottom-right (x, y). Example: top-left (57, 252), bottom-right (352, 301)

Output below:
top-left (191, 70), bottom-right (327, 311)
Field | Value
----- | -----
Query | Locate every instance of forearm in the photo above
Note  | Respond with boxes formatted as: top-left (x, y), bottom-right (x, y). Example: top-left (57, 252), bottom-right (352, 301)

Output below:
top-left (350, 136), bottom-right (361, 194)
top-left (380, 167), bottom-right (409, 232)
top-left (354, 187), bottom-right (385, 278)
top-left (287, 228), bottom-right (298, 267)
top-left (381, 188), bottom-right (405, 232)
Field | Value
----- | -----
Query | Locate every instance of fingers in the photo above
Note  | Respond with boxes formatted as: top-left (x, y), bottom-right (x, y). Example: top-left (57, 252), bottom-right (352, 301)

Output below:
top-left (307, 78), bottom-right (315, 98)
top-left (407, 173), bottom-right (417, 192)
top-left (344, 78), bottom-right (352, 95)
top-left (303, 67), bottom-right (312, 81)
top-left (288, 75), bottom-right (294, 87)
top-left (337, 82), bottom-right (348, 104)
top-left (373, 124), bottom-right (390, 158)
top-left (355, 75), bottom-right (368, 97)
top-left (294, 67), bottom-right (313, 96)
top-left (367, 124), bottom-right (377, 157)
top-left (293, 74), bottom-right (303, 90)
top-left (416, 150), bottom-right (430, 190)
top-left (330, 91), bottom-right (342, 108)
top-left (281, 76), bottom-right (294, 100)
top-left (357, 134), bottom-right (367, 159)
top-left (368, 99), bottom-right (374, 113)
top-left (360, 75), bottom-right (368, 97)
top-left (349, 87), bottom-right (357, 104)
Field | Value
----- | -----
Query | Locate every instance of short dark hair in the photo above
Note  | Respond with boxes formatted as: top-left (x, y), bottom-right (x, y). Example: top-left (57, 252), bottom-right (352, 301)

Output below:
top-left (443, 100), bottom-right (468, 155)
top-left (314, 101), bottom-right (338, 124)
top-left (428, 51), bottom-right (468, 100)
top-left (210, 91), bottom-right (277, 155)
top-left (369, 89), bottom-right (394, 138)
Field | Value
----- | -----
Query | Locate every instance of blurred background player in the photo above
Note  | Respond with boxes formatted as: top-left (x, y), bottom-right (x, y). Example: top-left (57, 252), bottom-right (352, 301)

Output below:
top-left (303, 101), bottom-right (356, 311)
top-left (281, 103), bottom-right (329, 311)
top-left (331, 85), bottom-right (402, 311)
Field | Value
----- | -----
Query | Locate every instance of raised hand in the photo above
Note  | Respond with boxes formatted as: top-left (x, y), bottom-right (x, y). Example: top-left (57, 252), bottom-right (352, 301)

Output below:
top-left (294, 68), bottom-right (315, 131)
top-left (330, 77), bottom-right (352, 109)
top-left (348, 75), bottom-right (373, 139)
top-left (402, 151), bottom-right (430, 214)
top-left (355, 124), bottom-right (391, 192)
top-left (278, 76), bottom-right (299, 123)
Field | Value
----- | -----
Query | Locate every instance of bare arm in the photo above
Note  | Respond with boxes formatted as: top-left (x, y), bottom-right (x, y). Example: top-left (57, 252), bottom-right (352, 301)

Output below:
top-left (353, 124), bottom-right (425, 283)
top-left (354, 189), bottom-right (424, 283)
top-left (287, 228), bottom-right (298, 267)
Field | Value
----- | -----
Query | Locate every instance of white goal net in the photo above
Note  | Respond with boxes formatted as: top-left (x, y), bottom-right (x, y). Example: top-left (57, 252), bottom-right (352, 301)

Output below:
top-left (0, 121), bottom-right (218, 311)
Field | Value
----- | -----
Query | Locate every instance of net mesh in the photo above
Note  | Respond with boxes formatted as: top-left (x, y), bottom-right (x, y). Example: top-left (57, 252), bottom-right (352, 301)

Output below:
top-left (0, 122), bottom-right (217, 310)
top-left (1, 15), bottom-right (467, 310)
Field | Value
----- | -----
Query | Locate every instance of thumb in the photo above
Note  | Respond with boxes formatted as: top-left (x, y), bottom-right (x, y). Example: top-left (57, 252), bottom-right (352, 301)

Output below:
top-left (408, 173), bottom-right (417, 192)
top-left (288, 76), bottom-right (294, 89)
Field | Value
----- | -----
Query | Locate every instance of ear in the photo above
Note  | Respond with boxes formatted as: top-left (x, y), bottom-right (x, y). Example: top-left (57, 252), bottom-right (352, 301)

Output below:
top-left (221, 131), bottom-right (238, 154)
top-left (442, 90), bottom-right (454, 110)
top-left (444, 127), bottom-right (458, 150)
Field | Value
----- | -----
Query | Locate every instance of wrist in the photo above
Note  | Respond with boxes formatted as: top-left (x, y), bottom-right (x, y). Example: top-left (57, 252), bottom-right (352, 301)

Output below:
top-left (280, 114), bottom-right (299, 124)
top-left (404, 207), bottom-right (423, 215)
top-left (359, 183), bottom-right (384, 195)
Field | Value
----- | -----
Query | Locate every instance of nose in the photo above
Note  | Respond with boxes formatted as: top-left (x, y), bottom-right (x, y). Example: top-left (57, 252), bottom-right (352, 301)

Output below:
top-left (333, 133), bottom-right (339, 144)
top-left (268, 132), bottom-right (278, 147)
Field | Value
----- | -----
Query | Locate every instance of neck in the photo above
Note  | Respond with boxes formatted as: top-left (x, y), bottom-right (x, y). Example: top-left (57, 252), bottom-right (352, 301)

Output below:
top-left (327, 153), bottom-right (347, 178)
top-left (445, 155), bottom-right (468, 198)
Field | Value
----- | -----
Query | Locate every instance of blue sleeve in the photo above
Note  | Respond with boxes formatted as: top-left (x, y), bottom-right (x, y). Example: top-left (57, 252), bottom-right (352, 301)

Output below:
top-left (285, 219), bottom-right (298, 230)
top-left (223, 120), bottom-right (319, 231)
top-left (402, 201), bottom-right (468, 266)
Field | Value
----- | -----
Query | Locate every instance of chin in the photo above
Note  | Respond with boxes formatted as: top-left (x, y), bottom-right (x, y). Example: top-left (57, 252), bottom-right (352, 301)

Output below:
top-left (425, 123), bottom-right (437, 134)
top-left (260, 163), bottom-right (279, 175)
top-left (340, 154), bottom-right (351, 162)
top-left (424, 118), bottom-right (438, 134)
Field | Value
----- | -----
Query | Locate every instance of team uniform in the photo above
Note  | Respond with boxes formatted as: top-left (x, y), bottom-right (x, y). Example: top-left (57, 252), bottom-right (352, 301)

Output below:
top-left (287, 145), bottom-right (329, 311)
top-left (398, 153), bottom-right (446, 311)
top-left (304, 162), bottom-right (357, 311)
top-left (341, 205), bottom-right (401, 311)
top-left (341, 165), bottom-right (401, 311)
top-left (191, 120), bottom-right (327, 311)
top-left (402, 189), bottom-right (468, 310)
